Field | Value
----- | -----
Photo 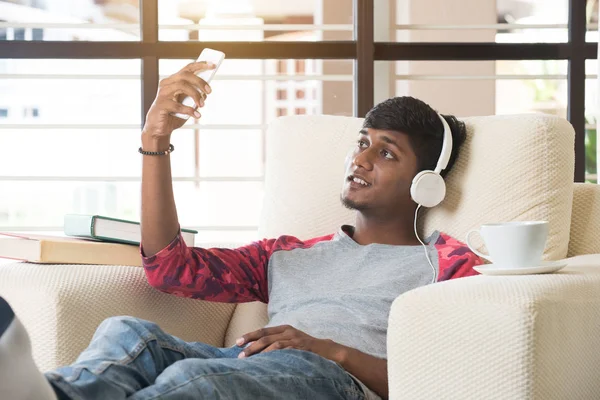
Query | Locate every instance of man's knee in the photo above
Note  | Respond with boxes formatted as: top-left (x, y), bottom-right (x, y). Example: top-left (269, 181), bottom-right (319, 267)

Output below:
top-left (96, 316), bottom-right (160, 339)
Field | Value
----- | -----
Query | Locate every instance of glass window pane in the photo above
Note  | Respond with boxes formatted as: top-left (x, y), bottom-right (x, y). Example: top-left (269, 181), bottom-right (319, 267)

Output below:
top-left (585, 59), bottom-right (597, 120)
top-left (159, 57), bottom-right (352, 185)
top-left (0, 181), bottom-right (262, 230)
top-left (159, 58), bottom-right (354, 125)
top-left (175, 182), bottom-right (263, 227)
top-left (584, 118), bottom-right (597, 184)
top-left (0, 0), bottom-right (140, 41)
top-left (0, 182), bottom-right (142, 228)
top-left (158, 0), bottom-right (353, 41)
top-left (0, 129), bottom-right (142, 178)
top-left (0, 59), bottom-right (141, 124)
top-left (195, 130), bottom-right (263, 177)
top-left (375, 60), bottom-right (568, 118)
top-left (169, 129), bottom-right (264, 178)
top-left (586, 59), bottom-right (598, 183)
top-left (588, 0), bottom-right (598, 42)
top-left (0, 129), bottom-right (262, 179)
top-left (376, 0), bottom-right (569, 43)
top-left (496, 60), bottom-right (568, 117)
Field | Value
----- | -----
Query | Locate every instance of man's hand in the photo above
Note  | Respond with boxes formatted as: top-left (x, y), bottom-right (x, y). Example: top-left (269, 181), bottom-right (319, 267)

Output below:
top-left (236, 325), bottom-right (346, 363)
top-left (238, 325), bottom-right (389, 399)
top-left (142, 61), bottom-right (215, 142)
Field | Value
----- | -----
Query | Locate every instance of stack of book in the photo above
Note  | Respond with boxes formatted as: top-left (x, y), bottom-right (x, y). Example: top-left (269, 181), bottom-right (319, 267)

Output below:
top-left (0, 215), bottom-right (197, 266)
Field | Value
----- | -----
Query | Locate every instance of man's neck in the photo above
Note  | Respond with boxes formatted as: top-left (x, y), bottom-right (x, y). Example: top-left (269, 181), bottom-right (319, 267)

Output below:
top-left (350, 210), bottom-right (421, 246)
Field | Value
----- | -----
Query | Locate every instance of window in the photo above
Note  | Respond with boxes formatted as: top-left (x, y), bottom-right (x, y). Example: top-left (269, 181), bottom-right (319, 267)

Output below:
top-left (379, 60), bottom-right (569, 118)
top-left (157, 0), bottom-right (353, 42)
top-left (14, 28), bottom-right (24, 41)
top-left (0, 0), bottom-right (354, 244)
top-left (3, 59), bottom-right (140, 124)
top-left (0, 0), bottom-right (141, 41)
top-left (277, 60), bottom-right (287, 74)
top-left (23, 107), bottom-right (40, 118)
top-left (0, 59), bottom-right (141, 232)
top-left (586, 59), bottom-right (598, 183)
top-left (369, 0), bottom-right (593, 183)
top-left (380, 0), bottom-right (574, 43)
top-left (32, 28), bottom-right (43, 41)
top-left (0, 0), bottom-right (594, 244)
top-left (276, 89), bottom-right (287, 100)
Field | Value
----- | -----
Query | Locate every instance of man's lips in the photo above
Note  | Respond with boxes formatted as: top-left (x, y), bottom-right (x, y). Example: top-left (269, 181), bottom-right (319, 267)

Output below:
top-left (348, 180), bottom-right (369, 190)
top-left (347, 174), bottom-right (371, 188)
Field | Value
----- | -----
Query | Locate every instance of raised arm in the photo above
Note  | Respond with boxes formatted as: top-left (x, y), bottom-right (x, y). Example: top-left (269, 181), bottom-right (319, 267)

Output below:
top-left (137, 60), bottom-right (275, 303)
top-left (140, 61), bottom-right (214, 256)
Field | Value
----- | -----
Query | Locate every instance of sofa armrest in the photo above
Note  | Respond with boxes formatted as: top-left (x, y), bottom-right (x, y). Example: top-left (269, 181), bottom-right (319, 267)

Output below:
top-left (0, 262), bottom-right (236, 372)
top-left (568, 183), bottom-right (600, 257)
top-left (387, 255), bottom-right (600, 400)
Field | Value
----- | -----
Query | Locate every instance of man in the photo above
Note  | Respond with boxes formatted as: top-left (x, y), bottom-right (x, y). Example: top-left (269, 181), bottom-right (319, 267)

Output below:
top-left (0, 61), bottom-right (480, 400)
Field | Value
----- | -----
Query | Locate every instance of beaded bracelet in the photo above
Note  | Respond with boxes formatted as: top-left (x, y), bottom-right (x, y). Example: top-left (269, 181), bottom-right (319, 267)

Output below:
top-left (138, 144), bottom-right (175, 156)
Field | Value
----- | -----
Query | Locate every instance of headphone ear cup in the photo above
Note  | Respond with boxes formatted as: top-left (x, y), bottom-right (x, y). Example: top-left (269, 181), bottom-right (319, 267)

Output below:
top-left (410, 171), bottom-right (447, 208)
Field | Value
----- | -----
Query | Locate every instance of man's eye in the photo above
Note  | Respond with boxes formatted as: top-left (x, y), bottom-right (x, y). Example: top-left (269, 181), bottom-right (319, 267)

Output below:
top-left (382, 150), bottom-right (394, 160)
top-left (357, 139), bottom-right (368, 148)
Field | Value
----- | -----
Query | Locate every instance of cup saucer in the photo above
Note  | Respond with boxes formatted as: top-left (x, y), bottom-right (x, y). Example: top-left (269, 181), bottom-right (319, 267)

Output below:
top-left (473, 260), bottom-right (567, 276)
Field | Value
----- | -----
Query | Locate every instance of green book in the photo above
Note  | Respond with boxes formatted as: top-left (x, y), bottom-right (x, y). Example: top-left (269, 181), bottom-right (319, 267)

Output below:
top-left (63, 214), bottom-right (197, 247)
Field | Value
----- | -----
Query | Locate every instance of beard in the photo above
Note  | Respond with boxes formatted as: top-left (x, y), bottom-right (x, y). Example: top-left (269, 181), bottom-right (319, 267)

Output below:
top-left (340, 194), bottom-right (368, 211)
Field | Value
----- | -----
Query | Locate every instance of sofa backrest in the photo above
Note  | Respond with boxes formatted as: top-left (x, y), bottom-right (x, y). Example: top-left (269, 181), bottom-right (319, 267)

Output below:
top-left (259, 115), bottom-right (359, 239)
top-left (258, 114), bottom-right (575, 259)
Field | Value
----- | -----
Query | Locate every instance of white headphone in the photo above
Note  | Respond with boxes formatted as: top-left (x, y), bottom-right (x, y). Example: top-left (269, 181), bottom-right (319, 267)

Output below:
top-left (410, 113), bottom-right (453, 208)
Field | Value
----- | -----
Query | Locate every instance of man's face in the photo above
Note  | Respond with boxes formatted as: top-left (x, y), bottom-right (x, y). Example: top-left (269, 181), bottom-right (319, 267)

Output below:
top-left (341, 128), bottom-right (419, 212)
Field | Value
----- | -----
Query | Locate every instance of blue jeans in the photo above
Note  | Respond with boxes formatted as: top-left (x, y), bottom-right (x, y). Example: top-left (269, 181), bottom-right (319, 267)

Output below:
top-left (45, 316), bottom-right (366, 400)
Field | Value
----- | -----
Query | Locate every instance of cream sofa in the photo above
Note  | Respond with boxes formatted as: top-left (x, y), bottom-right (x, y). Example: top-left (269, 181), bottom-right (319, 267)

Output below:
top-left (1, 114), bottom-right (600, 399)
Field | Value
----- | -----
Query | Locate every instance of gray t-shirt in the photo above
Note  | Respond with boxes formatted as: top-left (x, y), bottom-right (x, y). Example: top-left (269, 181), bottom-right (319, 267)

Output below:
top-left (265, 226), bottom-right (440, 400)
top-left (266, 225), bottom-right (440, 359)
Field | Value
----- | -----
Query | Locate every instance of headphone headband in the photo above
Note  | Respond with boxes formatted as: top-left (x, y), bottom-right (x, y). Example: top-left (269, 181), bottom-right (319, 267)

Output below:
top-left (433, 113), bottom-right (453, 174)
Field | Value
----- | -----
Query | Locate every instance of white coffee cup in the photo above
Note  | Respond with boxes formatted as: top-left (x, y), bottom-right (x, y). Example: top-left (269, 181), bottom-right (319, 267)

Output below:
top-left (465, 221), bottom-right (549, 268)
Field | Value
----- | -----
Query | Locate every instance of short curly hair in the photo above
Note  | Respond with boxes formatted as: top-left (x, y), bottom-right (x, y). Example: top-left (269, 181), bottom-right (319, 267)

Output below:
top-left (363, 96), bottom-right (466, 178)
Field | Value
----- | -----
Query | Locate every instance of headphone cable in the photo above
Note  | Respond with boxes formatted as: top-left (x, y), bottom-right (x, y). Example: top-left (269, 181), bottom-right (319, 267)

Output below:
top-left (414, 204), bottom-right (437, 284)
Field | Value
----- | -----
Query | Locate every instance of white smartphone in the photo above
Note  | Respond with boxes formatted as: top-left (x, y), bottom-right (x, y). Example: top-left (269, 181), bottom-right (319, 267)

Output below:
top-left (172, 48), bottom-right (226, 120)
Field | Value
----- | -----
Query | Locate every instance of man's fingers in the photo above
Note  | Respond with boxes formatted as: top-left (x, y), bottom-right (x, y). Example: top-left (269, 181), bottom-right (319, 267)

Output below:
top-left (159, 68), bottom-right (212, 97)
top-left (160, 81), bottom-right (204, 109)
top-left (184, 61), bottom-right (216, 74)
top-left (179, 71), bottom-right (212, 95)
top-left (237, 326), bottom-right (288, 347)
top-left (238, 331), bottom-right (293, 358)
top-left (261, 340), bottom-right (292, 354)
top-left (161, 99), bottom-right (200, 119)
top-left (239, 336), bottom-right (275, 358)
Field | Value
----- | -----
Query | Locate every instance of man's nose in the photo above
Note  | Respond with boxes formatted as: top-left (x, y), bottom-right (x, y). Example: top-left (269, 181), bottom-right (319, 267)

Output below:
top-left (353, 148), bottom-right (374, 170)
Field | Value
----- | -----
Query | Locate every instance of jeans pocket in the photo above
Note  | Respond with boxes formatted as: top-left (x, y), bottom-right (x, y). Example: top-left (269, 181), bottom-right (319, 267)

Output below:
top-left (344, 373), bottom-right (369, 400)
